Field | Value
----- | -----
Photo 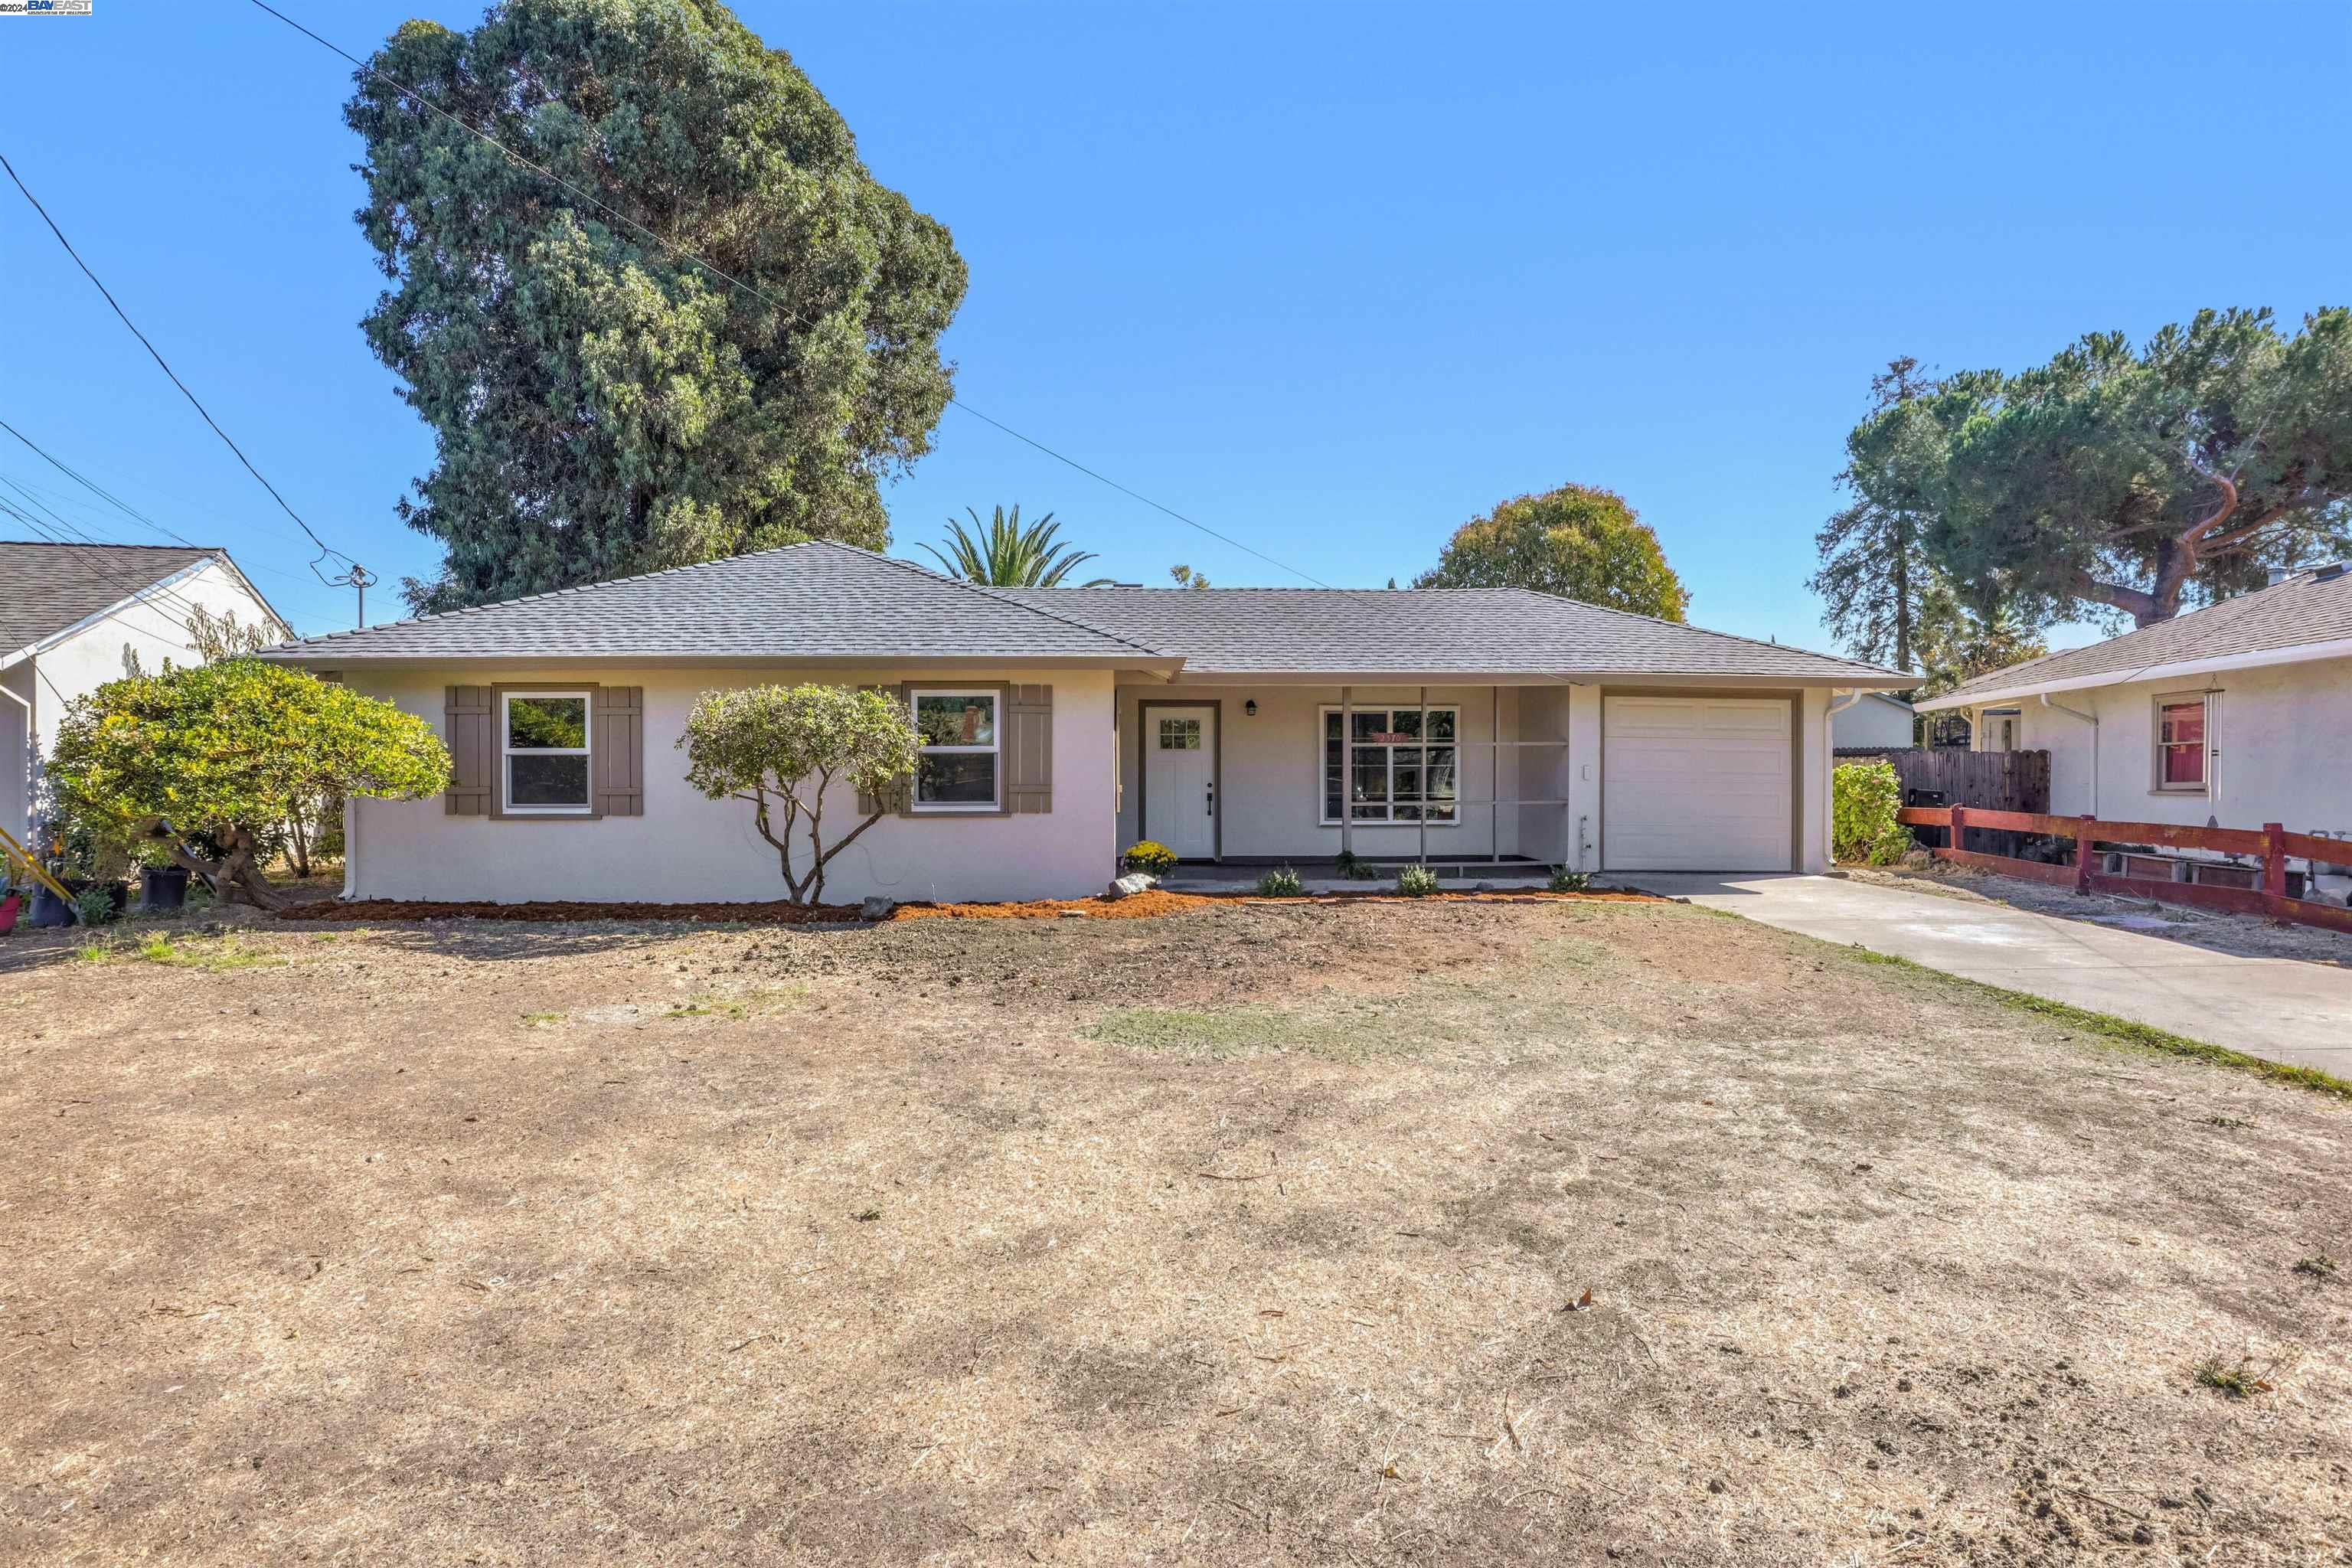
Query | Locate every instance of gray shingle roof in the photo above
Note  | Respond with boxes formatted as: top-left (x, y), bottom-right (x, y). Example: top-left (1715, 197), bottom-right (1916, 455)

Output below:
top-left (1, 540), bottom-right (223, 655)
top-left (257, 540), bottom-right (1901, 681)
top-left (1921, 564), bottom-right (2352, 709)
top-left (994, 584), bottom-right (1899, 681)
top-left (257, 541), bottom-right (1168, 664)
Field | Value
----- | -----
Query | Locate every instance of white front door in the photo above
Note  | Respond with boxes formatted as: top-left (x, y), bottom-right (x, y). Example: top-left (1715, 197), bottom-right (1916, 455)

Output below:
top-left (1143, 705), bottom-right (1217, 859)
top-left (1602, 696), bottom-right (1793, 872)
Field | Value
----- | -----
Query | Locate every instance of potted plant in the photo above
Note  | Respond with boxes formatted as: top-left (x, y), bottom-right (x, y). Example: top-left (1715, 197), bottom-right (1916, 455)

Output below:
top-left (0, 890), bottom-right (20, 936)
top-left (134, 843), bottom-right (189, 913)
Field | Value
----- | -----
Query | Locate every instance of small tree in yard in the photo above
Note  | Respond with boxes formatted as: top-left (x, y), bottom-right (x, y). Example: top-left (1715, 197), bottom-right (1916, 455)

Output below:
top-left (47, 661), bottom-right (450, 909)
top-left (680, 684), bottom-right (918, 906)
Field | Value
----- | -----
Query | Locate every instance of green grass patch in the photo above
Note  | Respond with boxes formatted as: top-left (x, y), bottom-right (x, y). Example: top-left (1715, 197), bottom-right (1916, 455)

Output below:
top-left (520, 1011), bottom-right (567, 1027)
top-left (72, 940), bottom-right (120, 965)
top-left (132, 933), bottom-right (285, 973)
top-left (661, 985), bottom-right (806, 1022)
top-left (1091, 1003), bottom-right (1444, 1062)
top-left (2193, 1355), bottom-right (2272, 1400)
top-left (1838, 945), bottom-right (2352, 1102)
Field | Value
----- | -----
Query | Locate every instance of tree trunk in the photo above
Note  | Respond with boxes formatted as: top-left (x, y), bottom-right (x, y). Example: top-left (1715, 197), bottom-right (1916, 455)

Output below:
top-left (150, 822), bottom-right (296, 911)
top-left (286, 808), bottom-right (312, 880)
top-left (2095, 472), bottom-right (2243, 628)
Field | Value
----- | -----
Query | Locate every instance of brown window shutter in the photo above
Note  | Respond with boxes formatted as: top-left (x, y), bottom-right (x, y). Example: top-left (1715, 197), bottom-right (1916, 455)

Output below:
top-left (1006, 684), bottom-right (1053, 814)
top-left (444, 685), bottom-right (492, 816)
top-left (857, 684), bottom-right (910, 816)
top-left (595, 686), bottom-right (644, 816)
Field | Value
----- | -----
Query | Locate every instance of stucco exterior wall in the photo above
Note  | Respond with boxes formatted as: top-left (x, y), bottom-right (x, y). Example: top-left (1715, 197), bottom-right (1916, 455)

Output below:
top-left (1977, 657), bottom-right (2352, 838)
top-left (2, 664), bottom-right (30, 848)
top-left (338, 665), bottom-right (1120, 905)
top-left (1832, 694), bottom-right (1916, 750)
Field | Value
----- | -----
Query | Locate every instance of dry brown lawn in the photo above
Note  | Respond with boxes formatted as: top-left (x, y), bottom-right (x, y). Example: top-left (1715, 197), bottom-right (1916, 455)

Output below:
top-left (2, 898), bottom-right (2346, 1565)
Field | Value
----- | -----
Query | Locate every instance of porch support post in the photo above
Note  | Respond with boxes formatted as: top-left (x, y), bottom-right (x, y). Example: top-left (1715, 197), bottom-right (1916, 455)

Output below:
top-left (1490, 684), bottom-right (1500, 865)
top-left (1339, 685), bottom-right (1352, 864)
top-left (1417, 684), bottom-right (1428, 868)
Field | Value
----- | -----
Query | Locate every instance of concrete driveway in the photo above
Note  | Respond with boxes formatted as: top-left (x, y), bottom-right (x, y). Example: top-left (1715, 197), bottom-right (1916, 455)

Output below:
top-left (1636, 872), bottom-right (2352, 1079)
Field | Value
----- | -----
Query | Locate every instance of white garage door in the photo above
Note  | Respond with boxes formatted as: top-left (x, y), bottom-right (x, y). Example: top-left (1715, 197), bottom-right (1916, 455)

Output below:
top-left (1603, 697), bottom-right (1792, 871)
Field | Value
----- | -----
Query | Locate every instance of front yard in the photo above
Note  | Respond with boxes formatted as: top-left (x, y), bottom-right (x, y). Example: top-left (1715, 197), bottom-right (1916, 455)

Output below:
top-left (2, 898), bottom-right (2346, 1563)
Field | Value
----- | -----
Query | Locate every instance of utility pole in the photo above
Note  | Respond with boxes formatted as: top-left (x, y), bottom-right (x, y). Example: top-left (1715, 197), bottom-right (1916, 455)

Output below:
top-left (328, 563), bottom-right (378, 629)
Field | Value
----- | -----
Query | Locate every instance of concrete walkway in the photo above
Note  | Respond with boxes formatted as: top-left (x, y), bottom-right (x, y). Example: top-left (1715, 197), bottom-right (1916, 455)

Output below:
top-left (1637, 872), bottom-right (2352, 1080)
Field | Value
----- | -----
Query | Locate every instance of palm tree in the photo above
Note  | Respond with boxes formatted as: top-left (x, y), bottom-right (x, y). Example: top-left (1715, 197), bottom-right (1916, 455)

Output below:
top-left (920, 505), bottom-right (1114, 586)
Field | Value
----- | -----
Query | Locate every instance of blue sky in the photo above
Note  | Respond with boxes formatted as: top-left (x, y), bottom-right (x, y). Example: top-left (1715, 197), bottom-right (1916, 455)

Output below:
top-left (2, 2), bottom-right (2346, 645)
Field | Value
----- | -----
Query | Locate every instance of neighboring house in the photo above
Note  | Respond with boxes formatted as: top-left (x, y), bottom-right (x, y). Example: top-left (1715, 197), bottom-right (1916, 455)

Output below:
top-left (1831, 689), bottom-right (1916, 750)
top-left (2, 541), bottom-right (286, 852)
top-left (256, 541), bottom-right (1905, 904)
top-left (1916, 564), bottom-right (2352, 840)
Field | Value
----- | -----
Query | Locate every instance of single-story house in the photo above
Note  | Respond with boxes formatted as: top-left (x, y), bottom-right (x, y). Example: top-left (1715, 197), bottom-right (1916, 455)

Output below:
top-left (1916, 563), bottom-right (2351, 841)
top-left (257, 541), bottom-right (1905, 904)
top-left (1831, 689), bottom-right (1916, 750)
top-left (3, 540), bottom-right (285, 851)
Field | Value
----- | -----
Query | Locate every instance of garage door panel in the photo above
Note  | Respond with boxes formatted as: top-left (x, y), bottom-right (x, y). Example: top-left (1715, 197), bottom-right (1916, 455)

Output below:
top-left (1603, 697), bottom-right (1792, 872)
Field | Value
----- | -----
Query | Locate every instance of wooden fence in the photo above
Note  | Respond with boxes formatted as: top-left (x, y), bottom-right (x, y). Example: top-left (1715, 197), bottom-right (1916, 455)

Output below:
top-left (1844, 748), bottom-right (2049, 858)
top-left (1894, 805), bottom-right (2352, 936)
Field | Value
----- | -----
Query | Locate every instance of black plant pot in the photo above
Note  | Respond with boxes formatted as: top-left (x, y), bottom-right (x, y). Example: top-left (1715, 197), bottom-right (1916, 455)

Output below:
top-left (28, 883), bottom-right (75, 928)
top-left (140, 864), bottom-right (190, 913)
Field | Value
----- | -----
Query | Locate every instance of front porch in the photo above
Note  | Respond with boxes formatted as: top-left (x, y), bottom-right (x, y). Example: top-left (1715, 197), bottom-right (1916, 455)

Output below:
top-left (1116, 681), bottom-right (1586, 870)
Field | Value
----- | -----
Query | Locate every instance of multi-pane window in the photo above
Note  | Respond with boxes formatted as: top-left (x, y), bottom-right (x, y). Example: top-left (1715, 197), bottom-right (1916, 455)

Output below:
top-left (502, 691), bottom-right (592, 813)
top-left (912, 689), bottom-right (1000, 810)
top-left (1321, 707), bottom-right (1457, 823)
top-left (2157, 697), bottom-right (2207, 789)
top-left (1157, 717), bottom-right (1202, 750)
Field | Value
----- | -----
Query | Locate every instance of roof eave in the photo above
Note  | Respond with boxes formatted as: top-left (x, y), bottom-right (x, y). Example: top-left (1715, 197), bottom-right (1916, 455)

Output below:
top-left (1161, 667), bottom-right (1912, 688)
top-left (254, 648), bottom-right (1185, 674)
top-left (1915, 635), bottom-right (2352, 711)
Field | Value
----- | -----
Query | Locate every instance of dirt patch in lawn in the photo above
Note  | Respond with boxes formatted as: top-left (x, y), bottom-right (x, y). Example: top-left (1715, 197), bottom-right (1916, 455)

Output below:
top-left (2, 899), bottom-right (2347, 1564)
top-left (1840, 861), bottom-right (2352, 966)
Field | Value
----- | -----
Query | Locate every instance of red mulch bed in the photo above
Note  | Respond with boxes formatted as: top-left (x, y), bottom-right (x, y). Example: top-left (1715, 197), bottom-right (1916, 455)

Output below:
top-left (270, 887), bottom-right (1658, 926)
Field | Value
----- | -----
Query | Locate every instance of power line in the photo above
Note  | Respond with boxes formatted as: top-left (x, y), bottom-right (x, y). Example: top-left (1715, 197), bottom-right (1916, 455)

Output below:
top-left (0, 147), bottom-right (355, 582)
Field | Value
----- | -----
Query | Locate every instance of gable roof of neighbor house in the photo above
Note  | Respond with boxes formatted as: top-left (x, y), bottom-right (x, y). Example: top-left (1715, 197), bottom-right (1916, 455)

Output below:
top-left (1916, 564), bottom-right (2352, 711)
top-left (1, 540), bottom-right (237, 659)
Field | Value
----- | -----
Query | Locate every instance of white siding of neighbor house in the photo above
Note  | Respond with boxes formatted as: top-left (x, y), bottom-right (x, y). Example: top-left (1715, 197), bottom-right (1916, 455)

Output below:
top-left (2, 663), bottom-right (30, 849)
top-left (1114, 681), bottom-right (1836, 874)
top-left (336, 665), bottom-right (1120, 906)
top-left (1832, 694), bottom-right (1916, 750)
top-left (10, 559), bottom-right (282, 846)
top-left (1974, 656), bottom-right (2352, 838)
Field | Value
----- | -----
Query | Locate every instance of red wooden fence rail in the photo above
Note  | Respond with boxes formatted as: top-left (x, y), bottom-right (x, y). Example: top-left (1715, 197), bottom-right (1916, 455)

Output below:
top-left (1893, 806), bottom-right (2352, 936)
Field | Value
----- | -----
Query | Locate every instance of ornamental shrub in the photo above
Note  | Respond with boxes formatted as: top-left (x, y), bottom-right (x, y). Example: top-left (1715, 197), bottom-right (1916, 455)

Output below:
top-left (1548, 866), bottom-right (1591, 893)
top-left (1395, 864), bottom-right (1441, 897)
top-left (1832, 759), bottom-right (1914, 865)
top-left (1255, 864), bottom-right (1304, 897)
top-left (680, 684), bottom-right (920, 906)
top-left (47, 660), bottom-right (449, 909)
top-left (1122, 841), bottom-right (1178, 877)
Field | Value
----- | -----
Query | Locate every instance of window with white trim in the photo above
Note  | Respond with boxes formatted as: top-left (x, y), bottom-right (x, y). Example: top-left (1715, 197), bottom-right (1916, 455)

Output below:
top-left (502, 691), bottom-right (593, 814)
top-left (912, 688), bottom-right (1000, 811)
top-left (1321, 706), bottom-right (1458, 823)
top-left (2156, 694), bottom-right (2208, 790)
